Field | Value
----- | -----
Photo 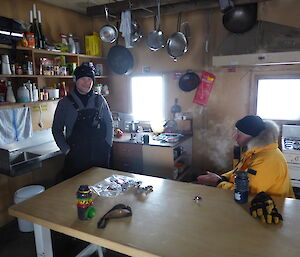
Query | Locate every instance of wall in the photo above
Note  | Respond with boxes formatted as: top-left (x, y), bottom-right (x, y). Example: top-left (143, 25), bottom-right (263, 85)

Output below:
top-left (97, 0), bottom-right (300, 174)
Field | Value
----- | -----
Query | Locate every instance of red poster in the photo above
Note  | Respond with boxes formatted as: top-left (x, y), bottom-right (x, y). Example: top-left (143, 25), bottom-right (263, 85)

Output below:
top-left (193, 71), bottom-right (216, 107)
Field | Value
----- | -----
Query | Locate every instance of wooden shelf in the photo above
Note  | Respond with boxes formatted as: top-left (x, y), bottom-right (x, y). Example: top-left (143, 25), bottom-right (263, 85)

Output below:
top-left (0, 99), bottom-right (60, 109)
top-left (0, 75), bottom-right (38, 78)
top-left (0, 44), bottom-right (105, 59)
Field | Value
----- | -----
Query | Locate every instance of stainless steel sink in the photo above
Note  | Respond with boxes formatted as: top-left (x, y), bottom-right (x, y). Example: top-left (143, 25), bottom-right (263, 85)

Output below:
top-left (0, 150), bottom-right (42, 176)
top-left (10, 152), bottom-right (41, 165)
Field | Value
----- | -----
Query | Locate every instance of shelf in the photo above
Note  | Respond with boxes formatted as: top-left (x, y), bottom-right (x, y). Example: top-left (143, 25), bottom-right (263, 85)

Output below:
top-left (0, 99), bottom-right (60, 109)
top-left (0, 44), bottom-right (105, 59)
top-left (0, 75), bottom-right (38, 78)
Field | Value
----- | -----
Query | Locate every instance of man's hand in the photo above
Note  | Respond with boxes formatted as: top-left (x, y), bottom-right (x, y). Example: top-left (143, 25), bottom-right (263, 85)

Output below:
top-left (196, 171), bottom-right (221, 186)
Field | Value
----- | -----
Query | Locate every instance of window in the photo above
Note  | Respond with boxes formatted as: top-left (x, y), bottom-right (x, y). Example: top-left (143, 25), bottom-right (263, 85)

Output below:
top-left (131, 75), bottom-right (165, 121)
top-left (256, 77), bottom-right (300, 121)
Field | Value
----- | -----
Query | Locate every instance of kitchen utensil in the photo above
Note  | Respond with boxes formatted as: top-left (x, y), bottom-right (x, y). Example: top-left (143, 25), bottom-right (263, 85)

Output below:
top-left (223, 3), bottom-right (257, 33)
top-left (131, 19), bottom-right (142, 43)
top-left (108, 44), bottom-right (134, 75)
top-left (179, 71), bottom-right (200, 92)
top-left (108, 22), bottom-right (133, 76)
top-left (99, 6), bottom-right (118, 43)
top-left (147, 0), bottom-right (165, 51)
top-left (166, 13), bottom-right (188, 61)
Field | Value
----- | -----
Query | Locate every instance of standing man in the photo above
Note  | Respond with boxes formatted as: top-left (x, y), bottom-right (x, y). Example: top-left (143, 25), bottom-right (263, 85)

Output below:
top-left (52, 64), bottom-right (113, 179)
top-left (197, 115), bottom-right (295, 198)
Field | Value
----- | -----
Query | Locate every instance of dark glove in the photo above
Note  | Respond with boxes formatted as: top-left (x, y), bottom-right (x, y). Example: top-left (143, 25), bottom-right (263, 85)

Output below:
top-left (249, 192), bottom-right (283, 224)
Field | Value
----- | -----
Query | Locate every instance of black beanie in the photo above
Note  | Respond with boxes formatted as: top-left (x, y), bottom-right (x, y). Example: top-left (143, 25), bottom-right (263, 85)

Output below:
top-left (235, 115), bottom-right (266, 137)
top-left (74, 64), bottom-right (95, 82)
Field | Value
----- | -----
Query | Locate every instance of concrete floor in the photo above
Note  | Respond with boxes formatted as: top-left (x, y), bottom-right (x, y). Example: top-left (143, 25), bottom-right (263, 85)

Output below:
top-left (0, 219), bottom-right (129, 257)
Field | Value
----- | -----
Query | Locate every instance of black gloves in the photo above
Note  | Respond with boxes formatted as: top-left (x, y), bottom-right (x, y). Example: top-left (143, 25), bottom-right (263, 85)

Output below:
top-left (249, 192), bottom-right (283, 224)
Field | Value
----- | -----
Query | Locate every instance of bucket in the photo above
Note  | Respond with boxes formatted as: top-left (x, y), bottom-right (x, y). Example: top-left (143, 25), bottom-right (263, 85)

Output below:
top-left (14, 185), bottom-right (45, 232)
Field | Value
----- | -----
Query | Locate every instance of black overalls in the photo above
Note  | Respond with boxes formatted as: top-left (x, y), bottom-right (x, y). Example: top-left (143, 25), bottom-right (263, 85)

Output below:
top-left (63, 95), bottom-right (110, 179)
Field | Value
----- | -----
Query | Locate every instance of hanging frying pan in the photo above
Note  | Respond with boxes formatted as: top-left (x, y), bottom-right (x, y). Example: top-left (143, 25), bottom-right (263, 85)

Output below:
top-left (108, 44), bottom-right (134, 75)
top-left (99, 6), bottom-right (118, 43)
top-left (166, 13), bottom-right (188, 61)
top-left (179, 71), bottom-right (200, 92)
top-left (147, 0), bottom-right (165, 51)
top-left (223, 3), bottom-right (257, 33)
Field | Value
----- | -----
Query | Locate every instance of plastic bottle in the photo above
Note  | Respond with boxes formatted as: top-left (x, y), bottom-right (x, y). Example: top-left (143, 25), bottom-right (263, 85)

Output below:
top-left (24, 80), bottom-right (33, 102)
top-left (68, 33), bottom-right (76, 54)
top-left (234, 171), bottom-right (249, 204)
top-left (17, 84), bottom-right (30, 103)
top-left (6, 81), bottom-right (16, 103)
top-left (76, 185), bottom-right (96, 220)
top-left (59, 82), bottom-right (67, 98)
top-left (32, 83), bottom-right (39, 101)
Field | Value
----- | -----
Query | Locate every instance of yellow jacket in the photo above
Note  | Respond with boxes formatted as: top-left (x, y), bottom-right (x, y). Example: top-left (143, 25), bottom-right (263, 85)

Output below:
top-left (217, 142), bottom-right (295, 198)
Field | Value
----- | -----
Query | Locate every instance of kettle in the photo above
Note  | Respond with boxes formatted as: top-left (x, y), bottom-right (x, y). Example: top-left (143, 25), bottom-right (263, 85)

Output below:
top-left (1, 55), bottom-right (12, 75)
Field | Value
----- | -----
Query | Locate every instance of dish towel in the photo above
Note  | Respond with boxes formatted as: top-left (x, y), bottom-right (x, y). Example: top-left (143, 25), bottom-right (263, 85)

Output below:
top-left (0, 107), bottom-right (32, 146)
top-left (119, 10), bottom-right (133, 48)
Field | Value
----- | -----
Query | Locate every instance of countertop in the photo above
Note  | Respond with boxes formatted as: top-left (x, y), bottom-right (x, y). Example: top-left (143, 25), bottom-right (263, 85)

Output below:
top-left (113, 133), bottom-right (192, 147)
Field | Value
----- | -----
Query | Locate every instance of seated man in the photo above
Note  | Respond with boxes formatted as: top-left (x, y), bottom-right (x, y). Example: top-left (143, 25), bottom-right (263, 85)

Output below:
top-left (197, 115), bottom-right (295, 198)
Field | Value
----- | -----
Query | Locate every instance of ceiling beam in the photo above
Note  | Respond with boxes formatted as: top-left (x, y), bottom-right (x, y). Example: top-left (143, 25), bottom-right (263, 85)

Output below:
top-left (86, 0), bottom-right (271, 18)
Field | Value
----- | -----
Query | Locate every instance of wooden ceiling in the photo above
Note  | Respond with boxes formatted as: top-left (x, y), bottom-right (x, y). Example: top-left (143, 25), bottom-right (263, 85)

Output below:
top-left (39, 0), bottom-right (271, 18)
top-left (86, 0), bottom-right (270, 18)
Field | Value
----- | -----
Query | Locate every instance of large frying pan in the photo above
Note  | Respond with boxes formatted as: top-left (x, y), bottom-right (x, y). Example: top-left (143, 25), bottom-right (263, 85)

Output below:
top-left (223, 3), bottom-right (257, 33)
top-left (179, 71), bottom-right (200, 92)
top-left (108, 43), bottom-right (134, 75)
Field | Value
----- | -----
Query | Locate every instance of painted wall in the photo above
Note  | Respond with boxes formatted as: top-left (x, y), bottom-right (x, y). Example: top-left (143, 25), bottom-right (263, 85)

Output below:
top-left (93, 0), bottom-right (300, 173)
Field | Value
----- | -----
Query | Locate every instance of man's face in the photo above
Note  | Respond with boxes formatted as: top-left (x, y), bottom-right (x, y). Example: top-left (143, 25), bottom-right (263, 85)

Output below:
top-left (76, 77), bottom-right (93, 95)
top-left (233, 128), bottom-right (253, 147)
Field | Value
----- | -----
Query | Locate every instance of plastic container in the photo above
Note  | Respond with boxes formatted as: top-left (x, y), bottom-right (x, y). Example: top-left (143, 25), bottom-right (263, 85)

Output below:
top-left (6, 81), bottom-right (16, 103)
top-left (17, 84), bottom-right (30, 103)
top-left (46, 88), bottom-right (59, 99)
top-left (14, 185), bottom-right (45, 232)
top-left (234, 171), bottom-right (249, 204)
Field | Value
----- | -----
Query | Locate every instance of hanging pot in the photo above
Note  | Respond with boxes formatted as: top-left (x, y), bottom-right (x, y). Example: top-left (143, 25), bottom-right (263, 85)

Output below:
top-left (223, 3), bottom-right (257, 33)
top-left (108, 42), bottom-right (134, 75)
top-left (147, 0), bottom-right (165, 51)
top-left (99, 6), bottom-right (118, 43)
top-left (178, 71), bottom-right (200, 92)
top-left (131, 19), bottom-right (142, 43)
top-left (166, 13), bottom-right (188, 61)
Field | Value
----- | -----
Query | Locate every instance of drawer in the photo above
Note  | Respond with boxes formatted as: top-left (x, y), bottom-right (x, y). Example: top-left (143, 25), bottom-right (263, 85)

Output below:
top-left (288, 164), bottom-right (300, 180)
top-left (284, 153), bottom-right (300, 165)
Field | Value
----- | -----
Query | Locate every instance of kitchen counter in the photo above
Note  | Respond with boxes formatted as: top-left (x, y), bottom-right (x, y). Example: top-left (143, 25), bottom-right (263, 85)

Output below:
top-left (113, 133), bottom-right (192, 147)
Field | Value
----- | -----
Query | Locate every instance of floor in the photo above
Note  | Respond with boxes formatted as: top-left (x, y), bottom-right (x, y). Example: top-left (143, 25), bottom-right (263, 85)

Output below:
top-left (0, 219), bottom-right (129, 257)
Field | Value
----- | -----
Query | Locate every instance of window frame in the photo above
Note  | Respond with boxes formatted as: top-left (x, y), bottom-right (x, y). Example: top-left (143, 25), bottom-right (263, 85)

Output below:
top-left (250, 74), bottom-right (300, 126)
top-left (130, 74), bottom-right (166, 122)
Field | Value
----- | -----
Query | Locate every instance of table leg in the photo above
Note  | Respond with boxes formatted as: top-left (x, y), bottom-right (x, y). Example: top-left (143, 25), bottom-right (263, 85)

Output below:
top-left (33, 224), bottom-right (53, 257)
top-left (75, 244), bottom-right (104, 257)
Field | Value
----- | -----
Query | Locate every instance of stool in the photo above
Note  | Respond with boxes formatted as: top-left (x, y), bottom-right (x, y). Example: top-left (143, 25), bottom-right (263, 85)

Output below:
top-left (14, 185), bottom-right (45, 232)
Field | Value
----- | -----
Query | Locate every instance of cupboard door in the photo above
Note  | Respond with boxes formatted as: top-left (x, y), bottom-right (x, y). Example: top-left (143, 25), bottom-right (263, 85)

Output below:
top-left (112, 143), bottom-right (143, 173)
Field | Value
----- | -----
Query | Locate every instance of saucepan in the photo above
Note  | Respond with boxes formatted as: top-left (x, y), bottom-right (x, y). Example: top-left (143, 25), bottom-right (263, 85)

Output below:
top-left (147, 0), bottom-right (165, 51)
top-left (166, 13), bottom-right (188, 61)
top-left (99, 6), bottom-right (118, 43)
top-left (131, 19), bottom-right (142, 43)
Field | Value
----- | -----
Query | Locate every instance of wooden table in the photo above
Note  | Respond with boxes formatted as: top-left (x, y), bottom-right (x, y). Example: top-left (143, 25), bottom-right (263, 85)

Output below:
top-left (9, 168), bottom-right (300, 257)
